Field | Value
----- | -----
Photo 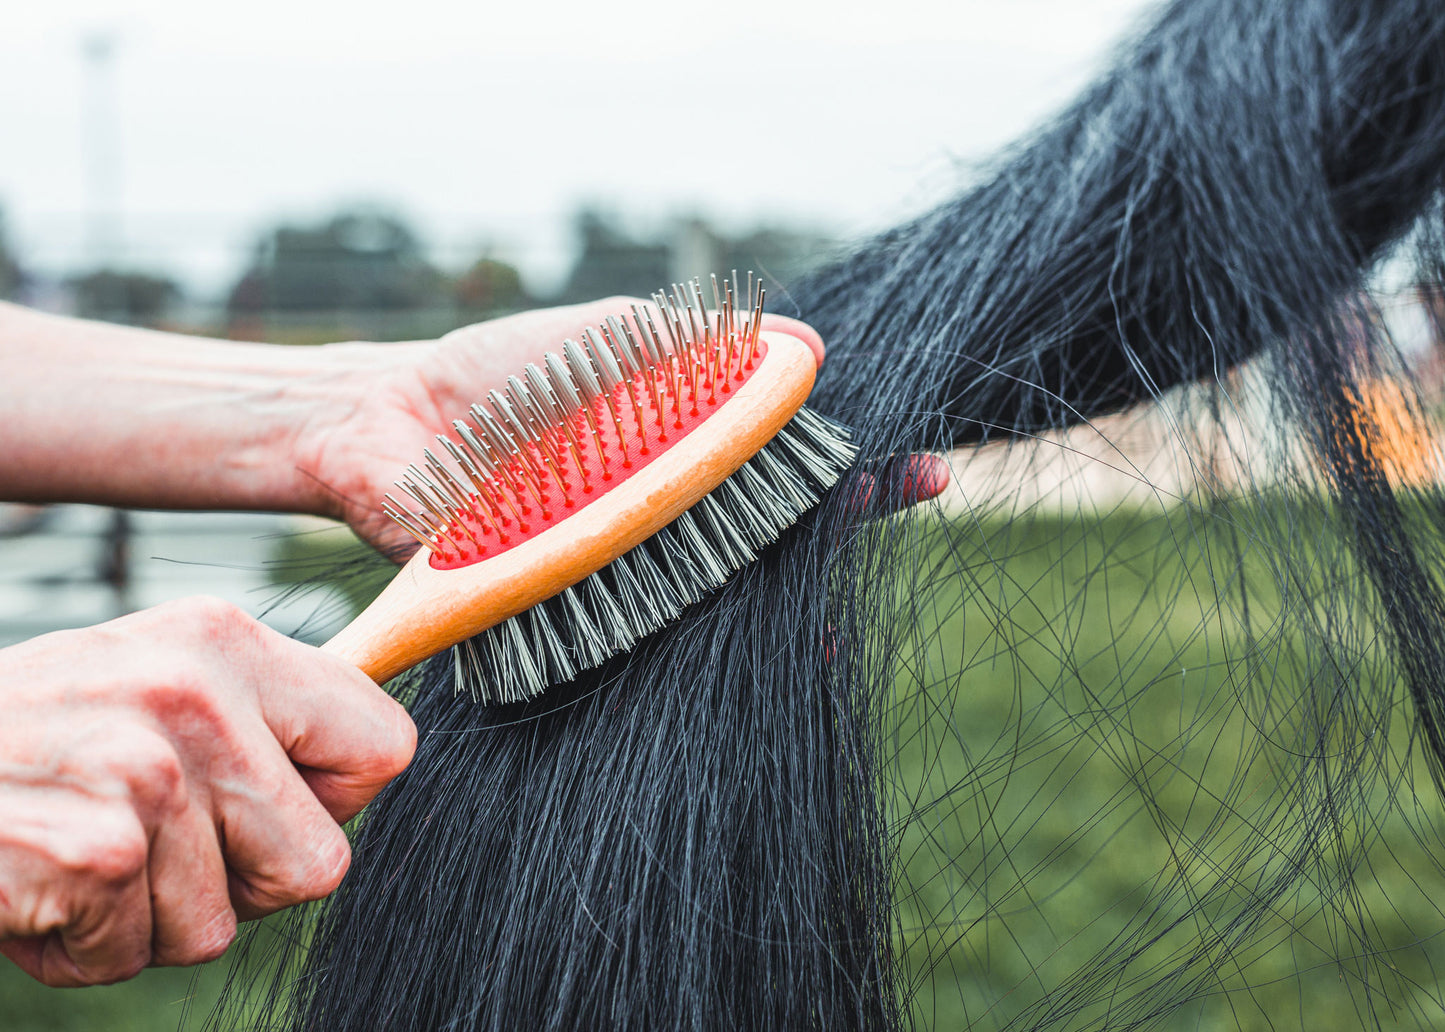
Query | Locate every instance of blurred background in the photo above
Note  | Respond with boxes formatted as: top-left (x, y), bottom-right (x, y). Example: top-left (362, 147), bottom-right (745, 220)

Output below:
top-left (2, 0), bottom-right (1170, 325)
top-left (14, 1), bottom-right (1445, 1029)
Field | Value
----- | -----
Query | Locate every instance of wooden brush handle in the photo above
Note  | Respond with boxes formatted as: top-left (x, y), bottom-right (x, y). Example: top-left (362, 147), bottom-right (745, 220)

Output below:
top-left (322, 331), bottom-right (817, 685)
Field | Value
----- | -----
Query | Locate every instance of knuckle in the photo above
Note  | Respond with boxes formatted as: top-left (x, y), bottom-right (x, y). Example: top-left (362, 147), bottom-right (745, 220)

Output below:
top-left (377, 704), bottom-right (418, 779)
top-left (121, 726), bottom-right (186, 801)
top-left (122, 667), bottom-right (236, 753)
top-left (91, 831), bottom-right (149, 888)
top-left (170, 909), bottom-right (238, 967)
top-left (145, 750), bottom-right (186, 809)
top-left (176, 595), bottom-right (253, 643)
top-left (29, 892), bottom-right (71, 936)
top-left (58, 810), bottom-right (148, 886)
top-left (295, 826), bottom-right (351, 901)
top-left (93, 950), bottom-right (150, 985)
top-left (73, 725), bottom-right (189, 816)
top-left (152, 671), bottom-right (230, 738)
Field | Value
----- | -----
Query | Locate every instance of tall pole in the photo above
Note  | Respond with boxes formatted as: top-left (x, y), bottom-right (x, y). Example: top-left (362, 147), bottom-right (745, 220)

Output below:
top-left (81, 30), bottom-right (121, 289)
top-left (81, 30), bottom-right (133, 616)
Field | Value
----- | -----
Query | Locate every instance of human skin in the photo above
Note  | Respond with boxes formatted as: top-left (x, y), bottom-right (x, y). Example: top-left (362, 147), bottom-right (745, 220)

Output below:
top-left (0, 598), bottom-right (413, 986)
top-left (0, 298), bottom-right (828, 987)
top-left (0, 300), bottom-right (826, 555)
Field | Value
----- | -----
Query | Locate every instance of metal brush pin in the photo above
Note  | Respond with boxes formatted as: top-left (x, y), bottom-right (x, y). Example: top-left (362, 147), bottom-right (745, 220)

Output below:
top-left (325, 276), bottom-right (857, 704)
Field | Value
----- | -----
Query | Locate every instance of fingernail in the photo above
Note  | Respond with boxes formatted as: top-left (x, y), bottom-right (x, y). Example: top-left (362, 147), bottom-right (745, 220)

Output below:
top-left (903, 454), bottom-right (951, 503)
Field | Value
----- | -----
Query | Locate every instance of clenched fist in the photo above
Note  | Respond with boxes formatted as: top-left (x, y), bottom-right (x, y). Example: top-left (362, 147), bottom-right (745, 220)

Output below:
top-left (0, 597), bottom-right (416, 987)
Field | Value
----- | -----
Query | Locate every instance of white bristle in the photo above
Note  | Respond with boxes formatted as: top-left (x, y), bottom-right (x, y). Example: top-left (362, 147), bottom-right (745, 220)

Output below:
top-left (373, 281), bottom-right (861, 705)
top-left (604, 317), bottom-right (643, 377)
top-left (450, 405), bottom-right (857, 704)
top-left (490, 392), bottom-right (533, 448)
top-left (453, 420), bottom-right (498, 476)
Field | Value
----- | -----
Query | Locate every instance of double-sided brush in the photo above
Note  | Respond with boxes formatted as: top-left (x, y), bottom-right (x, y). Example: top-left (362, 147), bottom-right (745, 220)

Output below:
top-left (321, 275), bottom-right (857, 703)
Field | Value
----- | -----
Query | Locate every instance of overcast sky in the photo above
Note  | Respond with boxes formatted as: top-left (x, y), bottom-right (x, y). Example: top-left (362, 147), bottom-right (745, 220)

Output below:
top-left (0, 0), bottom-right (1160, 296)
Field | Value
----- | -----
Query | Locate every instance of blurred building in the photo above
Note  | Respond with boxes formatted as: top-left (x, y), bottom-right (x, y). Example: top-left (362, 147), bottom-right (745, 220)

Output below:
top-left (226, 208), bottom-right (455, 341)
top-left (557, 208), bottom-right (835, 303)
top-left (66, 268), bottom-right (179, 324)
top-left (228, 209), bottom-right (444, 314)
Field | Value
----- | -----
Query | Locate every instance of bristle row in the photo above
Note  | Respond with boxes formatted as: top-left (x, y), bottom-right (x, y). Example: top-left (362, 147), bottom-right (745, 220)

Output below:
top-left (452, 406), bottom-right (858, 704)
top-left (384, 275), bottom-right (769, 564)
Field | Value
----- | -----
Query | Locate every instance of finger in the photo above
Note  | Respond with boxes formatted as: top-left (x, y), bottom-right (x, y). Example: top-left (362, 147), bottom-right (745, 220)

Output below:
top-left (441, 296), bottom-right (649, 389)
top-left (296, 761), bottom-right (402, 826)
top-left (244, 624), bottom-right (416, 820)
top-left (520, 296), bottom-right (648, 344)
top-left (1, 809), bottom-right (155, 987)
top-left (759, 313), bottom-right (826, 368)
top-left (844, 453), bottom-right (952, 516)
top-left (0, 938), bottom-right (48, 983)
top-left (214, 744), bottom-right (352, 921)
top-left (899, 453), bottom-right (952, 505)
top-left (45, 867), bottom-right (152, 987)
top-left (147, 804), bottom-right (236, 967)
top-left (467, 299), bottom-right (824, 374)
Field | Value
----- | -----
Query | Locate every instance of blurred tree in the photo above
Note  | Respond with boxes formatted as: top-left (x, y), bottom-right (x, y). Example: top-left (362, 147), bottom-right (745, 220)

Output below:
top-left (454, 256), bottom-right (530, 315)
top-left (68, 269), bottom-right (178, 325)
top-left (227, 208), bottom-right (444, 315)
top-left (0, 206), bottom-right (26, 301)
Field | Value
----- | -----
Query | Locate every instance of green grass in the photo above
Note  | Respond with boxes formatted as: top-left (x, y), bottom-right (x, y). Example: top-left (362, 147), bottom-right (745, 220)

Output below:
top-left (5, 503), bottom-right (1443, 1029)
top-left (0, 966), bottom-right (225, 1032)
top-left (890, 501), bottom-right (1445, 1030)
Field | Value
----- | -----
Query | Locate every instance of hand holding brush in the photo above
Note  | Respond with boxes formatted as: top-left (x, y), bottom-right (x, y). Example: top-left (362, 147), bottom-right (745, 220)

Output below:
top-left (0, 296), bottom-right (725, 984)
top-left (0, 290), bottom-right (939, 986)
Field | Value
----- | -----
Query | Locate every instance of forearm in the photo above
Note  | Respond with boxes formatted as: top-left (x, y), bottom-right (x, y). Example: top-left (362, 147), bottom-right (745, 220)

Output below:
top-left (0, 302), bottom-right (369, 515)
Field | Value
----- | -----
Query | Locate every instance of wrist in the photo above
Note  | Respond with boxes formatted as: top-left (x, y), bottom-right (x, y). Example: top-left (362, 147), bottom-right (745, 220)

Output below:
top-left (277, 340), bottom-right (405, 521)
top-left (144, 336), bottom-right (420, 519)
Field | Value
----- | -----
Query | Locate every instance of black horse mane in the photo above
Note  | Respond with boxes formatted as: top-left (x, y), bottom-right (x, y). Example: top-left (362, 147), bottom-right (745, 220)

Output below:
top-left (201, 0), bottom-right (1445, 1027)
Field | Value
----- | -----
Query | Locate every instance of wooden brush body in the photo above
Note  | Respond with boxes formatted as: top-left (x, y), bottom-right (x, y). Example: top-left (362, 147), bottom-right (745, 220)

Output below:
top-left (323, 331), bottom-right (817, 685)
